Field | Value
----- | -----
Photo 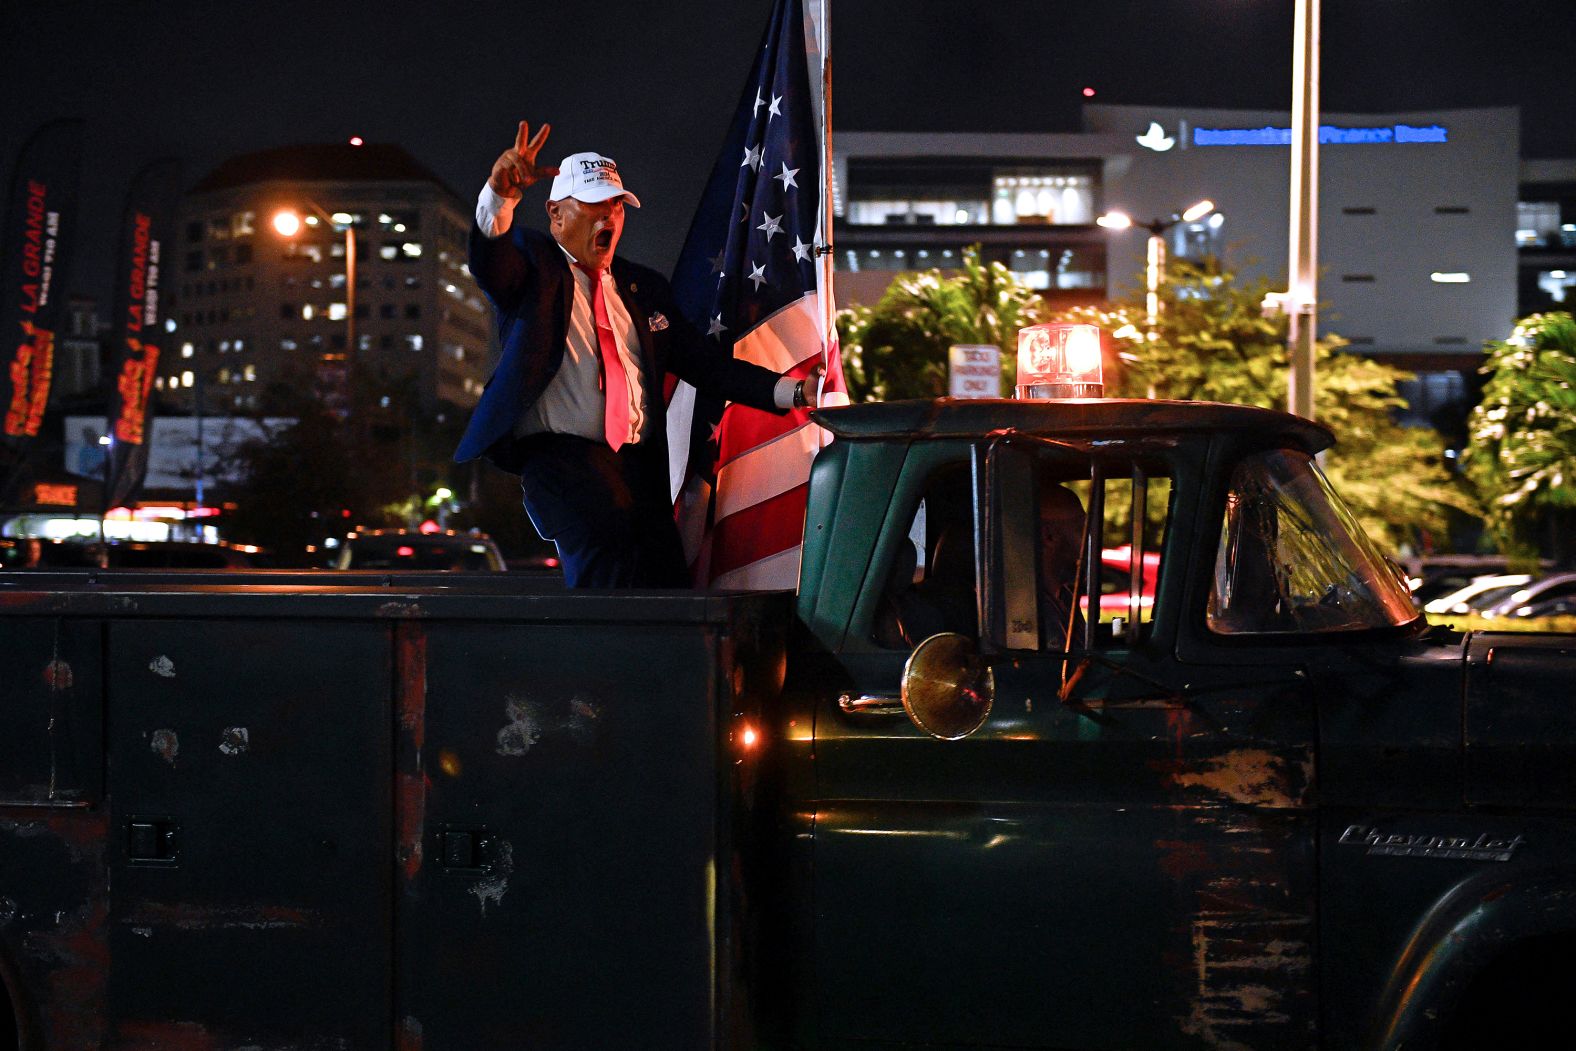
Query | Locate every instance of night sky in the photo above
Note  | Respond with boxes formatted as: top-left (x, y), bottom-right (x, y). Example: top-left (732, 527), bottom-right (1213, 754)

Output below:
top-left (2, 0), bottom-right (1571, 304)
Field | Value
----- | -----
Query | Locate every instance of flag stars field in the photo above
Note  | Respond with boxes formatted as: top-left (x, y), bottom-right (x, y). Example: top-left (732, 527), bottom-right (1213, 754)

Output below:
top-left (666, 0), bottom-right (847, 589)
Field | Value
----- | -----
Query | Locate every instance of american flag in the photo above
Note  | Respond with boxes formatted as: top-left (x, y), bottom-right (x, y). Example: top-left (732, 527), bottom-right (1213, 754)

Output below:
top-left (667, 0), bottom-right (846, 590)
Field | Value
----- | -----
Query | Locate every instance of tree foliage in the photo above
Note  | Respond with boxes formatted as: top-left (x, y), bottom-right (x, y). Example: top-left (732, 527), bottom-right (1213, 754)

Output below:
top-left (1461, 311), bottom-right (1576, 562)
top-left (834, 248), bottom-right (1472, 550)
top-left (837, 247), bottom-right (1049, 401)
top-left (218, 370), bottom-right (467, 563)
top-left (1054, 258), bottom-right (1474, 549)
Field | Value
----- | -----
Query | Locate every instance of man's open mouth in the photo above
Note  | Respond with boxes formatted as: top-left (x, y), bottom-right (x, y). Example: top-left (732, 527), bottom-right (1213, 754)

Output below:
top-left (594, 229), bottom-right (614, 250)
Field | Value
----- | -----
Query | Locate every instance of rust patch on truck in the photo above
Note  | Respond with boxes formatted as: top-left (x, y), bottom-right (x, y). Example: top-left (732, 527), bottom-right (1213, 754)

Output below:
top-left (496, 696), bottom-right (544, 756)
top-left (1179, 917), bottom-right (1311, 1049)
top-left (107, 1021), bottom-right (220, 1050)
top-left (1162, 748), bottom-right (1313, 808)
top-left (395, 623), bottom-right (428, 882)
top-left (42, 658), bottom-right (72, 689)
top-left (41, 897), bottom-right (111, 1051)
top-left (1155, 806), bottom-right (1316, 1047)
top-left (20, 810), bottom-right (112, 1051)
top-left (120, 902), bottom-right (318, 931)
top-left (150, 729), bottom-right (180, 766)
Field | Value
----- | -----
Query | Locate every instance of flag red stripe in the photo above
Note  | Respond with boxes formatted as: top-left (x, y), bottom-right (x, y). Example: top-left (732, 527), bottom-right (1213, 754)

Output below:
top-left (715, 352), bottom-right (824, 467)
top-left (709, 482), bottom-right (808, 579)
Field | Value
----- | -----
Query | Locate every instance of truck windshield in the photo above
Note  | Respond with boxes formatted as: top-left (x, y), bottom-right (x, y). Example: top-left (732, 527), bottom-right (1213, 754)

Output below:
top-left (1208, 449), bottom-right (1419, 634)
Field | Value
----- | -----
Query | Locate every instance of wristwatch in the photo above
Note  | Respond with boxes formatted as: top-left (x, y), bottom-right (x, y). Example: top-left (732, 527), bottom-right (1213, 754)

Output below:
top-left (792, 379), bottom-right (809, 409)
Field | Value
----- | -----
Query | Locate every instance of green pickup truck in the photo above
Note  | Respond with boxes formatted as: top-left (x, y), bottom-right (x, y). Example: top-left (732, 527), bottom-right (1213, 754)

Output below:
top-left (1, 393), bottom-right (1570, 1050)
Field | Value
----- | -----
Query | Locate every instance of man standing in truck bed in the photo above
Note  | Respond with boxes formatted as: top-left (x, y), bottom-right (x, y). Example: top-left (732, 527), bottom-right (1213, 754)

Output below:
top-left (454, 121), bottom-right (816, 588)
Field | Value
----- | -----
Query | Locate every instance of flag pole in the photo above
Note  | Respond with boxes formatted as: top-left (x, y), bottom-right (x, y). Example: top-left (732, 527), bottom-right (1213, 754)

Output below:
top-left (817, 0), bottom-right (834, 409)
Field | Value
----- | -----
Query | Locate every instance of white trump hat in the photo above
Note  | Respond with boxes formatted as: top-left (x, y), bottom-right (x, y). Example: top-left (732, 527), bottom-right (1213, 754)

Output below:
top-left (548, 152), bottom-right (642, 208)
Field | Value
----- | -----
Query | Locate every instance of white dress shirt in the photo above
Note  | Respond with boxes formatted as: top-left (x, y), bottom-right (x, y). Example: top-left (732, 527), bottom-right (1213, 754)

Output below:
top-left (475, 182), bottom-right (800, 436)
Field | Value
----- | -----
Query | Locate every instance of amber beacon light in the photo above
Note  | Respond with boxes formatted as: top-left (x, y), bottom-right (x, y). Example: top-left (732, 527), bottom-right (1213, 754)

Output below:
top-left (1015, 322), bottom-right (1106, 399)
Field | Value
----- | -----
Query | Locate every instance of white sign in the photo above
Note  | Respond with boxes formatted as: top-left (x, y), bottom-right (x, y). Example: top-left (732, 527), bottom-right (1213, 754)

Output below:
top-left (948, 345), bottom-right (1002, 399)
top-left (65, 415), bottom-right (295, 492)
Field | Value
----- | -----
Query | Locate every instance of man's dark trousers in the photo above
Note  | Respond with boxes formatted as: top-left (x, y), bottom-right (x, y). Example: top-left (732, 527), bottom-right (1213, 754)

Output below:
top-left (514, 432), bottom-right (689, 588)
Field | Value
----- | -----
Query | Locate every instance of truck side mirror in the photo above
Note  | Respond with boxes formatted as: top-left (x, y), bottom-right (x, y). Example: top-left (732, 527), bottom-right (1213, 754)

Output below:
top-left (901, 632), bottom-right (995, 739)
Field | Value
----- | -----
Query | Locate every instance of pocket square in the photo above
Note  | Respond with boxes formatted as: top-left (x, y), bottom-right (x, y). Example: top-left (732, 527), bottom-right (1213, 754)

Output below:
top-left (648, 311), bottom-right (670, 332)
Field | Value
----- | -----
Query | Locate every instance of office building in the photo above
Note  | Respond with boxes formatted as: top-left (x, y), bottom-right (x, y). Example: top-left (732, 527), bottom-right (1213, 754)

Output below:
top-left (1518, 159), bottom-right (1576, 315)
top-left (168, 142), bottom-right (492, 416)
top-left (834, 105), bottom-right (1523, 428)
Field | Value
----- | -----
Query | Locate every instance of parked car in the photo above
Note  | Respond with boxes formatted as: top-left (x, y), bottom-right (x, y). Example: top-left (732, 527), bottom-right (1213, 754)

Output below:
top-left (1423, 573), bottom-right (1533, 616)
top-left (1517, 594), bottom-right (1576, 619)
top-left (106, 540), bottom-right (266, 569)
top-left (1097, 545), bottom-right (1160, 616)
top-left (2, 539), bottom-right (264, 570)
top-left (335, 529), bottom-right (506, 571)
top-left (1409, 557), bottom-right (1552, 605)
top-left (1478, 571), bottom-right (1576, 620)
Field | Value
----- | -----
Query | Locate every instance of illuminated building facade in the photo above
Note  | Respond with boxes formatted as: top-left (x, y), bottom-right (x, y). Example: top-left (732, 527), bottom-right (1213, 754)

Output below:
top-left (168, 142), bottom-right (493, 416)
top-left (1518, 159), bottom-right (1576, 315)
top-left (832, 130), bottom-right (1128, 310)
top-left (835, 105), bottom-right (1526, 431)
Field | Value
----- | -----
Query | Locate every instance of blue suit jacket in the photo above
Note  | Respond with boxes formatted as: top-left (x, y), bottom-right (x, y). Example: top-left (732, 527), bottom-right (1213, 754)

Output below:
top-left (454, 222), bottom-right (783, 472)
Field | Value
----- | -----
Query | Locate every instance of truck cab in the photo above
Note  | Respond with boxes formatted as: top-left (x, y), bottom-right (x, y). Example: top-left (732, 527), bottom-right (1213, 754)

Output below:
top-left (777, 394), bottom-right (1569, 1050)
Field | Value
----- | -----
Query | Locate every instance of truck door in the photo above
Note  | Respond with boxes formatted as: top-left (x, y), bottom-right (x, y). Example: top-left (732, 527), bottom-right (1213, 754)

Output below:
top-left (809, 441), bottom-right (1318, 1049)
top-left (105, 617), bottom-right (392, 1047)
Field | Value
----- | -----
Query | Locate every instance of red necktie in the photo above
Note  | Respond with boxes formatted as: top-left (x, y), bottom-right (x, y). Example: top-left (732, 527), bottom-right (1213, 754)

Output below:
top-left (576, 263), bottom-right (632, 451)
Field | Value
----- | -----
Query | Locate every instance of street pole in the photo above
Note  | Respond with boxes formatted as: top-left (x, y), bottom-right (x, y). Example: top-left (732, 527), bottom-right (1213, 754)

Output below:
top-left (1145, 231), bottom-right (1165, 344)
top-left (1286, 0), bottom-right (1320, 420)
top-left (1098, 201), bottom-right (1213, 347)
top-left (343, 222), bottom-right (356, 381)
top-left (272, 201), bottom-right (355, 418)
top-left (193, 367), bottom-right (205, 512)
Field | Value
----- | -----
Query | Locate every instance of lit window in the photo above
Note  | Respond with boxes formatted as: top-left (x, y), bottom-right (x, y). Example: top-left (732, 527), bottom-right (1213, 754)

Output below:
top-left (1517, 202), bottom-right (1560, 247)
top-left (380, 244), bottom-right (399, 261)
top-left (218, 368), bottom-right (231, 384)
top-left (402, 242), bottom-right (423, 258)
top-left (181, 371), bottom-right (194, 387)
top-left (243, 365), bottom-right (256, 382)
top-left (406, 334), bottom-right (424, 351)
top-left (302, 305), bottom-right (315, 320)
top-left (181, 342), bottom-right (194, 358)
top-left (281, 338), bottom-right (298, 351)
top-left (1430, 272), bottom-right (1471, 284)
top-left (232, 211), bottom-right (255, 236)
top-left (328, 303), bottom-right (348, 321)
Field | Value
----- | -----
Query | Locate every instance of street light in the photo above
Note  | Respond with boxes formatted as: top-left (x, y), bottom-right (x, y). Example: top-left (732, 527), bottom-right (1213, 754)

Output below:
top-left (1098, 199), bottom-right (1216, 341)
top-left (272, 200), bottom-right (357, 418)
